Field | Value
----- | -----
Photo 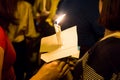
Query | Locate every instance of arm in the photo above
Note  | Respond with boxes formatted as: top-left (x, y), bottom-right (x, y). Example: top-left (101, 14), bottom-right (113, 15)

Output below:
top-left (30, 61), bottom-right (69, 80)
top-left (42, 0), bottom-right (47, 12)
top-left (0, 47), bottom-right (4, 80)
top-left (46, 0), bottom-right (60, 26)
top-left (25, 2), bottom-right (40, 38)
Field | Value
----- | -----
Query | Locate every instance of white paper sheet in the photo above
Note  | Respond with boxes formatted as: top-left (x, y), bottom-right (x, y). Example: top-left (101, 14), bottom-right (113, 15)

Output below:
top-left (40, 26), bottom-right (79, 62)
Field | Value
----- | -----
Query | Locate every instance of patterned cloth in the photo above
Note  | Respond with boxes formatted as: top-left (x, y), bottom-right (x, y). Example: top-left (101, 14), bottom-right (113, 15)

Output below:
top-left (74, 46), bottom-right (120, 80)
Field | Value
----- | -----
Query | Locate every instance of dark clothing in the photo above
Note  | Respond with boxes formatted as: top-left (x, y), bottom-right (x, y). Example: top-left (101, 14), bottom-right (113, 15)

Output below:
top-left (88, 37), bottom-right (120, 79)
top-left (56, 0), bottom-right (105, 57)
top-left (12, 40), bottom-right (26, 80)
top-left (73, 37), bottom-right (120, 80)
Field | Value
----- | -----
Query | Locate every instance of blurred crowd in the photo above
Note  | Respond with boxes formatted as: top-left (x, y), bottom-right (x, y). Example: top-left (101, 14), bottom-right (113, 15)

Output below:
top-left (0, 0), bottom-right (120, 80)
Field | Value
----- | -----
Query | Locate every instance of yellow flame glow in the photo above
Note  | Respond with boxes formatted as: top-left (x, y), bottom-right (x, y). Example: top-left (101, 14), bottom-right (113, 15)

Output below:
top-left (55, 14), bottom-right (66, 24)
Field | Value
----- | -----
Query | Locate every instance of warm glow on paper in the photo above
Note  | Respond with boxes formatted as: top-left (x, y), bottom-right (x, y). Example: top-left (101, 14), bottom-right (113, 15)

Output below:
top-left (40, 26), bottom-right (79, 62)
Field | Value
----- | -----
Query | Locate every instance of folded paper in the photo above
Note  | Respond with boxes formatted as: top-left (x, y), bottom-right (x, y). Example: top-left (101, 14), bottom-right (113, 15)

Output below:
top-left (40, 26), bottom-right (79, 62)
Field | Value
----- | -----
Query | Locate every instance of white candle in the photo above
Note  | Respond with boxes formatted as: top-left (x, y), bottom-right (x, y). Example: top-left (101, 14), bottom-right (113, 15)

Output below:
top-left (54, 14), bottom-right (66, 45)
top-left (54, 23), bottom-right (62, 45)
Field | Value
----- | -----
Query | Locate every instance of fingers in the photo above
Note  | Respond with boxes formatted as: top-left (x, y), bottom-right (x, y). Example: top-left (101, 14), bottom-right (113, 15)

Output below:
top-left (63, 67), bottom-right (70, 76)
top-left (57, 61), bottom-right (69, 78)
top-left (58, 61), bottom-right (66, 70)
top-left (60, 63), bottom-right (69, 75)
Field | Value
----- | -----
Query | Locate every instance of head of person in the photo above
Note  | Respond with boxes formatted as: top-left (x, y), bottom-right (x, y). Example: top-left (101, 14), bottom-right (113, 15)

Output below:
top-left (0, 0), bottom-right (19, 30)
top-left (99, 0), bottom-right (120, 31)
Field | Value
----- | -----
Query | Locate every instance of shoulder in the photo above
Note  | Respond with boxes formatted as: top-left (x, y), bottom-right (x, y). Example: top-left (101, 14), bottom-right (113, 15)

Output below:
top-left (17, 1), bottom-right (32, 11)
top-left (92, 37), bottom-right (120, 50)
top-left (99, 37), bottom-right (120, 51)
top-left (18, 1), bottom-right (32, 7)
top-left (89, 37), bottom-right (120, 58)
top-left (89, 37), bottom-right (120, 65)
top-left (15, 1), bottom-right (33, 18)
top-left (88, 37), bottom-right (120, 64)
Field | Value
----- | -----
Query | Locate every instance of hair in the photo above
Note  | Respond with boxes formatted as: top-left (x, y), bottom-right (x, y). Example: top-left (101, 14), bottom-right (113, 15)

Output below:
top-left (0, 0), bottom-right (19, 30)
top-left (99, 0), bottom-right (120, 31)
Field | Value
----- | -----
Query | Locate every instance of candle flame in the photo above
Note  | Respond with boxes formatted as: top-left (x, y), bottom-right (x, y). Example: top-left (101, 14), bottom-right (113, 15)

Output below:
top-left (55, 14), bottom-right (66, 24)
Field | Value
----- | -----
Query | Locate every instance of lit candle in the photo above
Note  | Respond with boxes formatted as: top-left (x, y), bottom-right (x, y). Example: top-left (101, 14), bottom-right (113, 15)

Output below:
top-left (54, 14), bottom-right (66, 45)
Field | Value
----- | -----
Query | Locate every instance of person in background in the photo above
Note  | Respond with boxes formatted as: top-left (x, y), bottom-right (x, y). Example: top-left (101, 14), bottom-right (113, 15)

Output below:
top-left (29, 0), bottom-right (59, 39)
top-left (7, 1), bottom-right (40, 80)
top-left (0, 0), bottom-right (70, 80)
top-left (73, 0), bottom-right (120, 79)
top-left (32, 0), bottom-right (60, 27)
top-left (45, 0), bottom-right (60, 26)
top-left (56, 0), bottom-right (105, 58)
top-left (0, 22), bottom-right (16, 80)
top-left (0, 0), bottom-right (18, 79)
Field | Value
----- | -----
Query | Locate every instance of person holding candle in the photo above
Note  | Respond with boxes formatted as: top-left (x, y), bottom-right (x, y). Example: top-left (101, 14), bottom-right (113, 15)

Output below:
top-left (7, 1), bottom-right (41, 80)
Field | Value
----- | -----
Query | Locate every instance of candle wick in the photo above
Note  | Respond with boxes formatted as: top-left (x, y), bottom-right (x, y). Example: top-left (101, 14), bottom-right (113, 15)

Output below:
top-left (54, 21), bottom-right (58, 24)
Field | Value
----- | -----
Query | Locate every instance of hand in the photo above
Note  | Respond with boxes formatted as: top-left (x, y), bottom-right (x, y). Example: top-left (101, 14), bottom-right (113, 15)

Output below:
top-left (60, 70), bottom-right (73, 80)
top-left (60, 57), bottom-right (78, 71)
top-left (67, 57), bottom-right (78, 71)
top-left (30, 61), bottom-right (69, 80)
